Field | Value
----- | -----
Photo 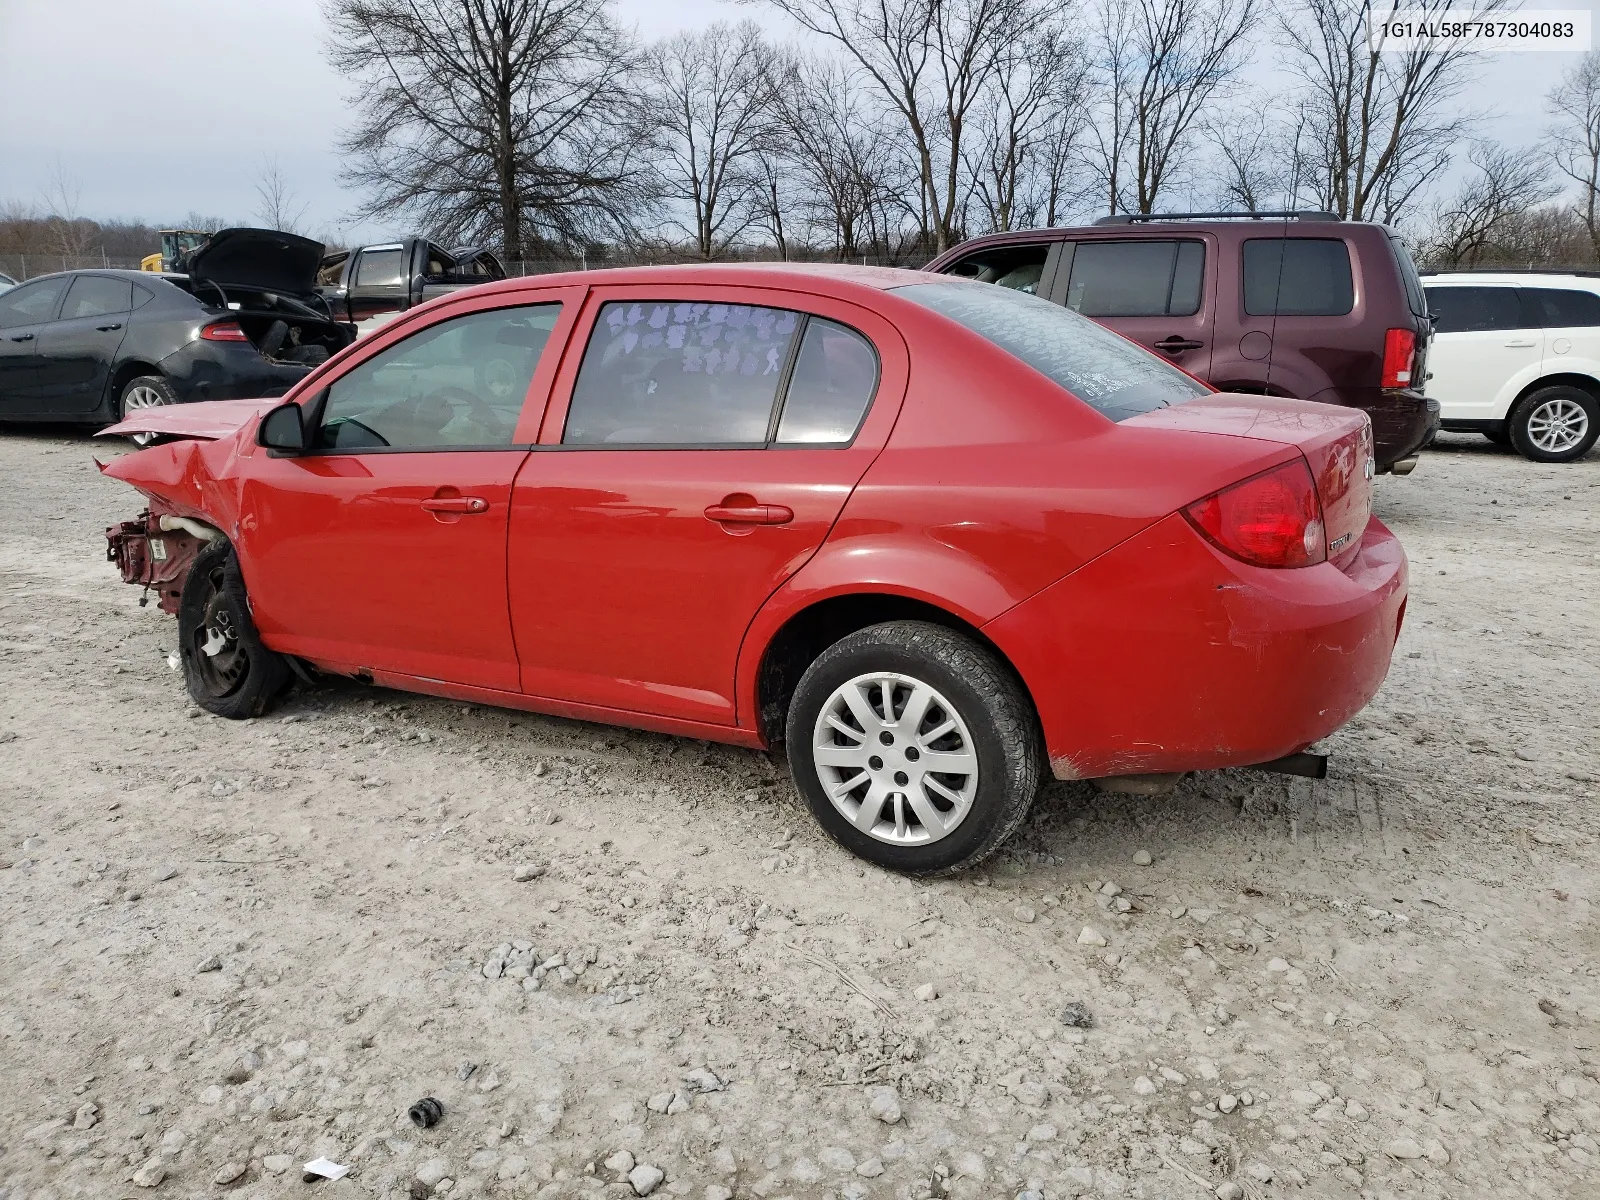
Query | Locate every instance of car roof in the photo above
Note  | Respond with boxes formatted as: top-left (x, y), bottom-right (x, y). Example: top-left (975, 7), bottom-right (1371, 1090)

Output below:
top-left (1421, 271), bottom-right (1600, 289)
top-left (944, 220), bottom-right (1392, 249)
top-left (471, 261), bottom-right (933, 299)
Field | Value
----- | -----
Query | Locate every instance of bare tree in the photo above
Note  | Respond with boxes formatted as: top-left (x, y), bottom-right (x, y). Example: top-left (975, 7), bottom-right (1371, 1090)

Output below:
top-left (967, 25), bottom-right (1090, 232)
top-left (1087, 0), bottom-right (1261, 215)
top-left (1206, 105), bottom-right (1291, 212)
top-left (773, 54), bottom-right (912, 258)
top-left (1420, 141), bottom-right (1559, 266)
top-left (325, 0), bottom-right (649, 262)
top-left (252, 157), bottom-right (310, 234)
top-left (756, 0), bottom-right (1028, 253)
top-left (40, 159), bottom-right (96, 259)
top-left (646, 21), bottom-right (778, 259)
top-left (1549, 50), bottom-right (1600, 259)
top-left (1279, 0), bottom-right (1504, 223)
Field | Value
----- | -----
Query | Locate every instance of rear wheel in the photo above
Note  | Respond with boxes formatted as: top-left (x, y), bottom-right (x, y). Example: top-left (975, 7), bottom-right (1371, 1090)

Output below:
top-left (1508, 385), bottom-right (1598, 463)
top-left (786, 621), bottom-right (1042, 875)
top-left (178, 541), bottom-right (291, 719)
top-left (119, 375), bottom-right (178, 445)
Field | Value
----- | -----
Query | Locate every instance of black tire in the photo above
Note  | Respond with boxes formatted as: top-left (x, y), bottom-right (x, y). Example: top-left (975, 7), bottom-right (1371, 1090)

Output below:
top-left (177, 540), bottom-right (291, 719)
top-left (1507, 385), bottom-right (1599, 463)
top-left (1482, 427), bottom-right (1510, 446)
top-left (119, 374), bottom-right (178, 420)
top-left (785, 621), bottom-right (1043, 875)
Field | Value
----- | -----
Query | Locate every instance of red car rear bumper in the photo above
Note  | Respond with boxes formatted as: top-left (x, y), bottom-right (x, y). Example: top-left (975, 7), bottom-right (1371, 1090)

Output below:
top-left (984, 512), bottom-right (1408, 780)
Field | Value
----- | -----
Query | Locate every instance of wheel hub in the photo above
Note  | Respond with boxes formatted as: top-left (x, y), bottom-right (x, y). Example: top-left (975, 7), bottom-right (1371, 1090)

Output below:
top-left (1527, 397), bottom-right (1589, 453)
top-left (811, 671), bottom-right (978, 846)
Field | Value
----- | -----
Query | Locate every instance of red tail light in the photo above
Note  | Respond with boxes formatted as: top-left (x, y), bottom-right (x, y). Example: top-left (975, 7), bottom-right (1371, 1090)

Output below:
top-left (1381, 327), bottom-right (1416, 388)
top-left (1184, 458), bottom-right (1327, 569)
top-left (201, 321), bottom-right (250, 342)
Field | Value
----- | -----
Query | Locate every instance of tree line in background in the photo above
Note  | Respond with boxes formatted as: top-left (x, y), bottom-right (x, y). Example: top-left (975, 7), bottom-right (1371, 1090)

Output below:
top-left (7, 0), bottom-right (1600, 274)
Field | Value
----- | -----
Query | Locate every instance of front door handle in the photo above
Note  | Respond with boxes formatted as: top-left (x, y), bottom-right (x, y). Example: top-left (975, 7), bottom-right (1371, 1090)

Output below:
top-left (1503, 339), bottom-right (1537, 348)
top-left (1153, 336), bottom-right (1204, 353)
top-left (705, 502), bottom-right (794, 525)
top-left (9, 333), bottom-right (34, 342)
top-left (96, 322), bottom-right (123, 332)
top-left (421, 496), bottom-right (488, 514)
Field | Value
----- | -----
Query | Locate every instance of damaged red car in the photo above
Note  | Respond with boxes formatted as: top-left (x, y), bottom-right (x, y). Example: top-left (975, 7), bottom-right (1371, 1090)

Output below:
top-left (102, 265), bottom-right (1407, 874)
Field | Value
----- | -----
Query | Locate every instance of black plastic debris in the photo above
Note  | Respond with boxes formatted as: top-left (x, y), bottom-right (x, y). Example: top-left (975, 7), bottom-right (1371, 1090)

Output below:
top-left (408, 1097), bottom-right (444, 1128)
top-left (1060, 1001), bottom-right (1095, 1029)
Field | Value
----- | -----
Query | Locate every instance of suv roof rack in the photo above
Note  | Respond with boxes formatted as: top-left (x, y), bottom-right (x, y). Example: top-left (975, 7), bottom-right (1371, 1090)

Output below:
top-left (1093, 210), bottom-right (1341, 225)
top-left (1418, 266), bottom-right (1600, 278)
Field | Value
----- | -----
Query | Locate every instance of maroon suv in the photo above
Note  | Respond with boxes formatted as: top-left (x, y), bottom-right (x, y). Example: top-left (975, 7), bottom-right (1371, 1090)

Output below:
top-left (925, 212), bottom-right (1438, 471)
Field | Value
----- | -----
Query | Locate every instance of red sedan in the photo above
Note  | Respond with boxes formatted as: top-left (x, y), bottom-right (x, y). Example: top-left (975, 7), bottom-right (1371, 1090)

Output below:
top-left (102, 265), bottom-right (1407, 874)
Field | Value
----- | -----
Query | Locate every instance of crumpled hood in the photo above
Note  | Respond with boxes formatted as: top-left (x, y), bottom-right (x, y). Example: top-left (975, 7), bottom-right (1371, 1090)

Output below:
top-left (184, 227), bottom-right (327, 295)
top-left (97, 398), bottom-right (279, 443)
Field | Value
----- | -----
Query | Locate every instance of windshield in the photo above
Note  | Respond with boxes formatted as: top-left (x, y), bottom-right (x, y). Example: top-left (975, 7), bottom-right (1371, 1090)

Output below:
top-left (892, 281), bottom-right (1209, 421)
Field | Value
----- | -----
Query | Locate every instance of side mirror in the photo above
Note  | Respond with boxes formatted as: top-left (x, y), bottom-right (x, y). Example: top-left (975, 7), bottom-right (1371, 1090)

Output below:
top-left (258, 401), bottom-right (307, 453)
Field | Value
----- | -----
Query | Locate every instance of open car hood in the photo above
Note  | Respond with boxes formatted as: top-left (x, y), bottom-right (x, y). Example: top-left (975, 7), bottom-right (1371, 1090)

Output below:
top-left (184, 228), bottom-right (327, 295)
top-left (97, 398), bottom-right (279, 443)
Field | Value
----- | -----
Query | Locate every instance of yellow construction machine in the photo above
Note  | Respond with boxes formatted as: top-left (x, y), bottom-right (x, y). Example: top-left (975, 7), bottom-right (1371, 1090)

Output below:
top-left (139, 230), bottom-right (210, 273)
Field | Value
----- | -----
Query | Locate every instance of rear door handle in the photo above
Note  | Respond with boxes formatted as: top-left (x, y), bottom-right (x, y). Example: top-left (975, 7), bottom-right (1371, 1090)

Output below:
top-left (96, 323), bottom-right (123, 332)
top-left (1153, 336), bottom-right (1204, 353)
top-left (9, 333), bottom-right (34, 342)
top-left (704, 503), bottom-right (794, 525)
top-left (1503, 340), bottom-right (1537, 348)
top-left (420, 496), bottom-right (488, 514)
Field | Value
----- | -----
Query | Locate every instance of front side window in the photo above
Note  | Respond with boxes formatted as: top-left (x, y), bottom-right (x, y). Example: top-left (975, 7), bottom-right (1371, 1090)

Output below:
top-left (1424, 286), bottom-right (1524, 334)
top-left (1065, 240), bottom-right (1204, 317)
top-left (354, 247), bottom-right (405, 288)
top-left (564, 301), bottom-right (802, 445)
top-left (895, 281), bottom-right (1210, 421)
top-left (943, 244), bottom-right (1051, 295)
top-left (1525, 286), bottom-right (1600, 328)
top-left (314, 304), bottom-right (559, 450)
top-left (0, 277), bottom-right (68, 328)
top-left (61, 276), bottom-right (133, 320)
top-left (1243, 238), bottom-right (1354, 316)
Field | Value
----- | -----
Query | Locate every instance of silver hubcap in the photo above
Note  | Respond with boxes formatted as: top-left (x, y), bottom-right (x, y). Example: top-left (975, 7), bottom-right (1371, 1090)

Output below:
top-left (1527, 397), bottom-right (1589, 453)
top-left (811, 672), bottom-right (979, 846)
top-left (123, 385), bottom-right (168, 412)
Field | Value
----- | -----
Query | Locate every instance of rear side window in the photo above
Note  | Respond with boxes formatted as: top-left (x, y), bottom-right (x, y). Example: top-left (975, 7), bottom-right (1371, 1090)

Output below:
top-left (1424, 286), bottom-right (1525, 333)
top-left (944, 244), bottom-right (1051, 295)
top-left (1243, 238), bottom-right (1354, 316)
top-left (1064, 240), bottom-right (1203, 317)
top-left (564, 301), bottom-right (801, 445)
top-left (774, 319), bottom-right (879, 444)
top-left (894, 281), bottom-right (1210, 421)
top-left (1525, 287), bottom-right (1600, 327)
top-left (61, 276), bottom-right (134, 320)
top-left (354, 247), bottom-right (405, 288)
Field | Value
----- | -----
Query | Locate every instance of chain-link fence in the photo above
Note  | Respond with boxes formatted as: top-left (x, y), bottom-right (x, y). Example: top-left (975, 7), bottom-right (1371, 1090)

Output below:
top-left (1, 253), bottom-right (145, 280)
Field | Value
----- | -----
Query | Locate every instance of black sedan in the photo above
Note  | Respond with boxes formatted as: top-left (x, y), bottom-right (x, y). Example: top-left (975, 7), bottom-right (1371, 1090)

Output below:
top-left (0, 230), bottom-right (354, 426)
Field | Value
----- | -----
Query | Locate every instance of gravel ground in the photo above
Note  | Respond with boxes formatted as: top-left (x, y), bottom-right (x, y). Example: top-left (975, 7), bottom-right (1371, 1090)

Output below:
top-left (0, 427), bottom-right (1597, 1200)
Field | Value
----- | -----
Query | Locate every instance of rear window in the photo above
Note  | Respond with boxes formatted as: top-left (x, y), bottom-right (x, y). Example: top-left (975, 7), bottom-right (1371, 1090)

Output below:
top-left (1424, 286), bottom-right (1525, 333)
top-left (1525, 286), bottom-right (1600, 328)
top-left (894, 281), bottom-right (1210, 421)
top-left (1064, 240), bottom-right (1203, 316)
top-left (1243, 238), bottom-right (1354, 316)
top-left (354, 247), bottom-right (405, 288)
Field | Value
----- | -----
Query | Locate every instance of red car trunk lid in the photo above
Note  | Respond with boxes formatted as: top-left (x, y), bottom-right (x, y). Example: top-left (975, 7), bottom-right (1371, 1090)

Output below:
top-left (1126, 395), bottom-right (1374, 565)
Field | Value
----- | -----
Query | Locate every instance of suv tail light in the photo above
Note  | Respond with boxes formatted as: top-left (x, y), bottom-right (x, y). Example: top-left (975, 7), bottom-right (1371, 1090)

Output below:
top-left (1184, 458), bottom-right (1327, 569)
top-left (1381, 327), bottom-right (1416, 388)
top-left (201, 321), bottom-right (250, 343)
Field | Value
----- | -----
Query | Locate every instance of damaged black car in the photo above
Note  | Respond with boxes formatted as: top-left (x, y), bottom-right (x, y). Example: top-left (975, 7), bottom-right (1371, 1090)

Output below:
top-left (0, 228), bottom-right (355, 427)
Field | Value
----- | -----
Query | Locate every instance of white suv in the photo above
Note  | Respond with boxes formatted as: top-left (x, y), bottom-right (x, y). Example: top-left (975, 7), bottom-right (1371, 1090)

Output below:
top-left (1421, 271), bottom-right (1600, 462)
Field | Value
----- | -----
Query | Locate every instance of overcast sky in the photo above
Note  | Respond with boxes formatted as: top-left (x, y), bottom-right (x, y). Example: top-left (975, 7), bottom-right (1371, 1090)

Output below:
top-left (1, 0), bottom-right (1593, 243)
